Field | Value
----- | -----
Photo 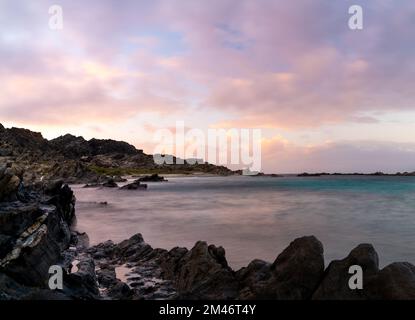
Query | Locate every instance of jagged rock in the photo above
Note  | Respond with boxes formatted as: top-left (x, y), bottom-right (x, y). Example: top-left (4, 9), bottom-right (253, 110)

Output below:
top-left (236, 259), bottom-right (272, 299)
top-left (0, 123), bottom-right (237, 184)
top-left (69, 231), bottom-right (90, 251)
top-left (63, 255), bottom-right (99, 299)
top-left (87, 240), bottom-right (119, 260)
top-left (0, 164), bottom-right (22, 202)
top-left (102, 179), bottom-right (118, 188)
top-left (0, 203), bottom-right (44, 236)
top-left (49, 134), bottom-right (139, 159)
top-left (119, 180), bottom-right (147, 190)
top-left (117, 234), bottom-right (153, 261)
top-left (107, 280), bottom-right (133, 300)
top-left (44, 180), bottom-right (64, 195)
top-left (251, 236), bottom-right (325, 300)
top-left (0, 272), bottom-right (69, 300)
top-left (97, 266), bottom-right (117, 287)
top-left (137, 174), bottom-right (167, 182)
top-left (173, 241), bottom-right (238, 299)
top-left (0, 166), bottom-right (77, 298)
top-left (366, 262), bottom-right (415, 300)
top-left (158, 247), bottom-right (189, 280)
top-left (83, 183), bottom-right (101, 188)
top-left (312, 244), bottom-right (379, 300)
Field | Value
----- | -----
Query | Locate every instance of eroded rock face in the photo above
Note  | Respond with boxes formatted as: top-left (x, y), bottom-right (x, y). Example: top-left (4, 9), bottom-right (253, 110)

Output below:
top-left (312, 244), bottom-right (379, 300)
top-left (366, 262), bottom-right (415, 300)
top-left (246, 236), bottom-right (325, 300)
top-left (172, 242), bottom-right (238, 299)
top-left (236, 259), bottom-right (272, 299)
top-left (0, 164), bottom-right (23, 202)
top-left (0, 166), bottom-right (80, 298)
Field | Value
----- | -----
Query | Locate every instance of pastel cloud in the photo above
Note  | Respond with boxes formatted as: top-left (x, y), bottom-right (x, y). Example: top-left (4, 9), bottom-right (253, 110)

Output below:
top-left (262, 137), bottom-right (415, 174)
top-left (1, 0), bottom-right (415, 172)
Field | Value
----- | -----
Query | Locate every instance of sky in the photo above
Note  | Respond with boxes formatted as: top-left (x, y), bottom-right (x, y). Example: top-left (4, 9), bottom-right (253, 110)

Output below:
top-left (1, 0), bottom-right (415, 173)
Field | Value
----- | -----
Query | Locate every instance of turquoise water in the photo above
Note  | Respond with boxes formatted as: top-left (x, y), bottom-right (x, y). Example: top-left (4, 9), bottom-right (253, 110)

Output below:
top-left (73, 176), bottom-right (415, 269)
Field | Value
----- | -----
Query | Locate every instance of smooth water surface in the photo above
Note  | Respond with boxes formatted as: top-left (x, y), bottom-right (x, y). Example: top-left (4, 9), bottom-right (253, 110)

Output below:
top-left (73, 176), bottom-right (415, 269)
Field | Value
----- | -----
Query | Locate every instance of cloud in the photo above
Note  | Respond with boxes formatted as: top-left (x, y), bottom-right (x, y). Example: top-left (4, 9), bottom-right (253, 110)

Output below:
top-left (262, 137), bottom-right (415, 173)
top-left (1, 0), bottom-right (415, 171)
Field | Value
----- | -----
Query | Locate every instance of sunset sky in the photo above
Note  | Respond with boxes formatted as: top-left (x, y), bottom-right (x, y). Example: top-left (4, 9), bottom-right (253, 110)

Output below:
top-left (1, 0), bottom-right (415, 173)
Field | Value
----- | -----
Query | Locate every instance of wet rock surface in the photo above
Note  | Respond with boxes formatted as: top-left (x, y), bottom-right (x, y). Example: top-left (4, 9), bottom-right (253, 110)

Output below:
top-left (0, 166), bottom-right (87, 299)
top-left (137, 174), bottom-right (168, 182)
top-left (119, 180), bottom-right (148, 190)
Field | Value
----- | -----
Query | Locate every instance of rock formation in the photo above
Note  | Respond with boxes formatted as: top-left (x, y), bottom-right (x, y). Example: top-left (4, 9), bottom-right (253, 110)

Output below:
top-left (0, 165), bottom-right (98, 299)
top-left (0, 124), bottom-right (237, 185)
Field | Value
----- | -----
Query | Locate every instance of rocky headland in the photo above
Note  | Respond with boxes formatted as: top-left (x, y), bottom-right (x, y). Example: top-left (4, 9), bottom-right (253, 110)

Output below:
top-left (0, 123), bottom-right (237, 185)
top-left (2, 164), bottom-right (415, 300)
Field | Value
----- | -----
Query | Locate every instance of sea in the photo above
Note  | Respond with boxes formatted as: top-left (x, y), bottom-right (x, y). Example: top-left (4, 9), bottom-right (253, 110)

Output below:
top-left (72, 175), bottom-right (415, 269)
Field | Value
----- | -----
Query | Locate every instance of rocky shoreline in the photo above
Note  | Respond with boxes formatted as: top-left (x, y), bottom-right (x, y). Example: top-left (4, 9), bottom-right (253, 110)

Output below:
top-left (0, 124), bottom-right (238, 186)
top-left (2, 164), bottom-right (415, 300)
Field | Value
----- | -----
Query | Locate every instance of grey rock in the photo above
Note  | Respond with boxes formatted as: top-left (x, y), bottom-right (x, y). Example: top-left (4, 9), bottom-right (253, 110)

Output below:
top-left (312, 244), bottom-right (379, 300)
top-left (119, 180), bottom-right (147, 190)
top-left (366, 262), bottom-right (415, 300)
top-left (173, 241), bottom-right (238, 299)
top-left (253, 236), bottom-right (325, 300)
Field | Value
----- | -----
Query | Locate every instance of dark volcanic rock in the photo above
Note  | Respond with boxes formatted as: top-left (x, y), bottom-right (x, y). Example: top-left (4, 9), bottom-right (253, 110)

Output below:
top-left (137, 174), bottom-right (167, 182)
top-left (0, 165), bottom-right (88, 299)
top-left (312, 244), bottom-right (379, 300)
top-left (366, 262), bottom-right (415, 300)
top-left (0, 272), bottom-right (70, 300)
top-left (236, 259), bottom-right (272, 299)
top-left (107, 280), bottom-right (133, 300)
top-left (119, 180), bottom-right (147, 190)
top-left (250, 236), bottom-right (325, 300)
top-left (49, 135), bottom-right (139, 158)
top-left (97, 266), bottom-right (117, 287)
top-left (173, 241), bottom-right (238, 299)
top-left (0, 123), bottom-right (237, 184)
top-left (0, 182), bottom-right (75, 288)
top-left (63, 255), bottom-right (99, 299)
top-left (102, 178), bottom-right (118, 188)
top-left (0, 164), bottom-right (22, 202)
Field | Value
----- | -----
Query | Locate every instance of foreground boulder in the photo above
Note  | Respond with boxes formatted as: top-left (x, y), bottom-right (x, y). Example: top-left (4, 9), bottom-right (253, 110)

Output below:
top-left (172, 242), bottom-right (238, 299)
top-left (312, 244), bottom-right (379, 300)
top-left (246, 236), bottom-right (325, 299)
top-left (365, 262), bottom-right (415, 299)
top-left (0, 165), bottom-right (98, 299)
